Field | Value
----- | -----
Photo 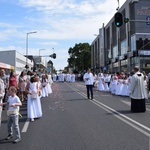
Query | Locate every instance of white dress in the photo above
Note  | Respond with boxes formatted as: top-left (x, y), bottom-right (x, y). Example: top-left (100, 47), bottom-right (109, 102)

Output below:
top-left (52, 74), bottom-right (57, 82)
top-left (111, 76), bottom-right (118, 94)
top-left (41, 80), bottom-right (49, 97)
top-left (27, 82), bottom-right (42, 119)
top-left (71, 74), bottom-right (75, 82)
top-left (97, 76), bottom-right (105, 91)
top-left (115, 79), bottom-right (124, 95)
top-left (103, 76), bottom-right (109, 92)
top-left (121, 79), bottom-right (129, 96)
top-left (46, 78), bottom-right (52, 94)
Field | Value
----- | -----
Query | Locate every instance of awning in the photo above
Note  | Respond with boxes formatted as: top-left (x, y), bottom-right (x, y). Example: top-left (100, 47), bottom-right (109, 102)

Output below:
top-left (0, 62), bottom-right (14, 70)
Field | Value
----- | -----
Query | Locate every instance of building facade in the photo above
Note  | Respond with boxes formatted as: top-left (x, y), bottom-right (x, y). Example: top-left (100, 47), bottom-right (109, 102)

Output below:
top-left (91, 0), bottom-right (150, 73)
top-left (0, 50), bottom-right (33, 74)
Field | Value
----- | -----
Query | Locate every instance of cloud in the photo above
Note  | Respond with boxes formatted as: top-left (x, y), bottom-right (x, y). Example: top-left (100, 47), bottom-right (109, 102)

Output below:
top-left (17, 0), bottom-right (122, 40)
top-left (0, 0), bottom-right (126, 70)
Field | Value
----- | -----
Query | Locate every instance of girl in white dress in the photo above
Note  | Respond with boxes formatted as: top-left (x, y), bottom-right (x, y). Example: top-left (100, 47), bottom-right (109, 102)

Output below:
top-left (41, 75), bottom-right (49, 97)
top-left (26, 75), bottom-right (42, 122)
top-left (45, 74), bottom-right (52, 94)
top-left (52, 74), bottom-right (57, 82)
top-left (121, 75), bottom-right (129, 96)
top-left (103, 74), bottom-right (109, 92)
top-left (97, 73), bottom-right (105, 91)
top-left (71, 73), bottom-right (76, 82)
top-left (115, 78), bottom-right (124, 95)
top-left (111, 73), bottom-right (118, 94)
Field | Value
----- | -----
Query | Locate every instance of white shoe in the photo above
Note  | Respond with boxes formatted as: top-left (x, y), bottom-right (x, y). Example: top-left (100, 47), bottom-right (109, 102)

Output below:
top-left (31, 118), bottom-right (34, 122)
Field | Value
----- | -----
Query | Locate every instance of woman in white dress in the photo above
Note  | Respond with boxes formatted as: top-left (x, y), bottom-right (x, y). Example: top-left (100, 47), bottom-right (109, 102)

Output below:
top-left (26, 75), bottom-right (42, 122)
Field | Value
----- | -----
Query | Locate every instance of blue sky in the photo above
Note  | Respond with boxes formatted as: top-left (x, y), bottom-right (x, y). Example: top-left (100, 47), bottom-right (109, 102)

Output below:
top-left (0, 0), bottom-right (126, 70)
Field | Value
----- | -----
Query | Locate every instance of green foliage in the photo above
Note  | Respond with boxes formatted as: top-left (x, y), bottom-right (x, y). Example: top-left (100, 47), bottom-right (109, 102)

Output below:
top-left (67, 43), bottom-right (91, 72)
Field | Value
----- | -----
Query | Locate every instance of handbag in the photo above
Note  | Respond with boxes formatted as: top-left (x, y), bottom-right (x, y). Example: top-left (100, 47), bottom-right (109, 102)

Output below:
top-left (31, 93), bottom-right (37, 99)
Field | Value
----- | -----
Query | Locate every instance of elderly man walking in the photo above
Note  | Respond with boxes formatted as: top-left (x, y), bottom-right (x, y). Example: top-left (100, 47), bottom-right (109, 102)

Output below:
top-left (129, 66), bottom-right (147, 112)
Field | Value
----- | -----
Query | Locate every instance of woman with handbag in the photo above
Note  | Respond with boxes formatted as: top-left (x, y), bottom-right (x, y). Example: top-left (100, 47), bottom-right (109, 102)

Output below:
top-left (26, 75), bottom-right (42, 122)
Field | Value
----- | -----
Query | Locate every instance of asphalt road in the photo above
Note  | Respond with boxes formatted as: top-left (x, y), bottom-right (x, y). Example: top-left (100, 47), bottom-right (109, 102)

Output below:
top-left (1, 81), bottom-right (150, 150)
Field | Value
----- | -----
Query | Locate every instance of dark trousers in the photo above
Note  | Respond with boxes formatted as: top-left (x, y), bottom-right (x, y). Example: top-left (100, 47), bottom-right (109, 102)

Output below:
top-left (2, 88), bottom-right (7, 109)
top-left (86, 85), bottom-right (93, 98)
top-left (131, 98), bottom-right (146, 112)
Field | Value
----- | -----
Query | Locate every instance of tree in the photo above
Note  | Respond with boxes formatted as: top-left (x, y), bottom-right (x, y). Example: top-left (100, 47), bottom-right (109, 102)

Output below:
top-left (68, 43), bottom-right (91, 72)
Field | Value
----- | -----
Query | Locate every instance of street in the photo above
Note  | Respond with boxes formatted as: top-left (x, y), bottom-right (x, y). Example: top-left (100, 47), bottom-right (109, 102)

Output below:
top-left (1, 81), bottom-right (150, 150)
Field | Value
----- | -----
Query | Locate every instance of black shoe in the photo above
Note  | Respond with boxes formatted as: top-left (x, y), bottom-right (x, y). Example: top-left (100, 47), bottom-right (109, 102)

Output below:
top-left (13, 138), bottom-right (21, 143)
top-left (87, 97), bottom-right (90, 99)
top-left (5, 134), bottom-right (13, 140)
top-left (91, 97), bottom-right (93, 100)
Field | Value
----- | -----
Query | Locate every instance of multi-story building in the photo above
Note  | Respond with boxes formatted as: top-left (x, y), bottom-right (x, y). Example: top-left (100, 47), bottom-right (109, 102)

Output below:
top-left (91, 0), bottom-right (150, 73)
top-left (0, 50), bottom-right (33, 74)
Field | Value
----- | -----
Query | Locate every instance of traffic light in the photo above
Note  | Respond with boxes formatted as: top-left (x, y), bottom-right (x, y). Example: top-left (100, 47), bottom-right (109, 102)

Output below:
top-left (114, 12), bottom-right (123, 27)
top-left (53, 53), bottom-right (56, 59)
top-left (124, 18), bottom-right (129, 23)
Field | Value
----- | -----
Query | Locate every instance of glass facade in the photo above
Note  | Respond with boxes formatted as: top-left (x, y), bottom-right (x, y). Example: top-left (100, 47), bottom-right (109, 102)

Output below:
top-left (121, 40), bottom-right (127, 55)
top-left (112, 46), bottom-right (118, 58)
top-left (131, 35), bottom-right (136, 51)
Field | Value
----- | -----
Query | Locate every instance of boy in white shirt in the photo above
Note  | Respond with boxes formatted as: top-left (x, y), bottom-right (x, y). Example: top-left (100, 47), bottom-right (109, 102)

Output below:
top-left (0, 86), bottom-right (22, 143)
top-left (83, 68), bottom-right (94, 99)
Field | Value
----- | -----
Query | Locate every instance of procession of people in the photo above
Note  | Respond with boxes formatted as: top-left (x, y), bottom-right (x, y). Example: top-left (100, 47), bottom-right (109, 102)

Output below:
top-left (92, 66), bottom-right (149, 112)
top-left (0, 66), bottom-right (150, 144)
top-left (94, 68), bottom-right (149, 99)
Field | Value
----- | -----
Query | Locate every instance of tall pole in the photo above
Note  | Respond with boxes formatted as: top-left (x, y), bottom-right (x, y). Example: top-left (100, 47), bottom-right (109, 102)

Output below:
top-left (26, 31), bottom-right (37, 68)
top-left (39, 49), bottom-right (45, 56)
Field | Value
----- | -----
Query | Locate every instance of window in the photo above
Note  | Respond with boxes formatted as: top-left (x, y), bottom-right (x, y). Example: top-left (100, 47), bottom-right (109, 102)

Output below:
top-left (131, 35), bottom-right (136, 51)
top-left (112, 46), bottom-right (118, 58)
top-left (121, 40), bottom-right (127, 55)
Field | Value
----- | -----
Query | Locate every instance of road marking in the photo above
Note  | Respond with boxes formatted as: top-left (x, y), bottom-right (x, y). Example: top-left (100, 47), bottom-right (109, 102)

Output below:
top-left (91, 99), bottom-right (150, 137)
top-left (66, 83), bottom-right (150, 137)
top-left (22, 118), bottom-right (30, 133)
top-left (67, 83), bottom-right (150, 137)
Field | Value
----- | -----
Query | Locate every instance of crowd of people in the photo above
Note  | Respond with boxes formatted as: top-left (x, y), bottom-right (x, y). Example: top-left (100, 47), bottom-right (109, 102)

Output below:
top-left (52, 72), bottom-right (76, 82)
top-left (83, 66), bottom-right (149, 112)
top-left (0, 69), bottom-right (54, 143)
top-left (0, 66), bottom-right (149, 143)
top-left (93, 69), bottom-right (149, 99)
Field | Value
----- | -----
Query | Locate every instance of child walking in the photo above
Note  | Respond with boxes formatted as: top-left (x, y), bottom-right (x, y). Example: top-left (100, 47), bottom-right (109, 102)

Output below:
top-left (0, 86), bottom-right (22, 143)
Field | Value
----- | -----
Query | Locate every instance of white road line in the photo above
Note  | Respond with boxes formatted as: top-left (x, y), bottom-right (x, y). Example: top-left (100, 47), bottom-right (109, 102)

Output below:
top-left (91, 98), bottom-right (150, 135)
top-left (66, 83), bottom-right (150, 138)
top-left (91, 100), bottom-right (150, 137)
top-left (66, 82), bottom-right (150, 139)
top-left (22, 118), bottom-right (30, 133)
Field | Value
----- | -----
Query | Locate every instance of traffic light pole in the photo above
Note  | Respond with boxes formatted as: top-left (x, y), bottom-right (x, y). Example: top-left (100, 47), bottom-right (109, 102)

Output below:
top-left (124, 19), bottom-right (150, 23)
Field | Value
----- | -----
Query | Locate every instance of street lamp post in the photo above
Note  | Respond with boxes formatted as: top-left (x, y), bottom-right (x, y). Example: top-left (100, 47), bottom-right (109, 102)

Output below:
top-left (26, 31), bottom-right (37, 69)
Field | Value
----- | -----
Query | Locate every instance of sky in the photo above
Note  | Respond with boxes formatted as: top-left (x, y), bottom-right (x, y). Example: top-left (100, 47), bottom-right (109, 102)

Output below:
top-left (0, 0), bottom-right (126, 71)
